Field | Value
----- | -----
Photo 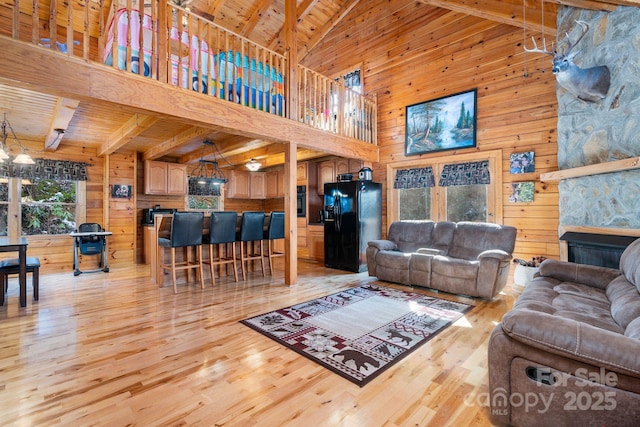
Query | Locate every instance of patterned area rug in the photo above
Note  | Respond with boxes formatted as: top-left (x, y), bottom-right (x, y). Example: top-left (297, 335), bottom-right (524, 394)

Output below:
top-left (240, 284), bottom-right (473, 386)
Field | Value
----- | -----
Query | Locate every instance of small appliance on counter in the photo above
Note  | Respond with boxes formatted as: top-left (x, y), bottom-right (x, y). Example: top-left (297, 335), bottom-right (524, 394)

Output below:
top-left (142, 206), bottom-right (177, 225)
top-left (358, 167), bottom-right (373, 181)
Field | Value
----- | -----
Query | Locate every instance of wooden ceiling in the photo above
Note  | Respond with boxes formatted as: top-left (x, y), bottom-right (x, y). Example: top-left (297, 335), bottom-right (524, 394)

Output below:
top-left (0, 0), bottom-right (637, 168)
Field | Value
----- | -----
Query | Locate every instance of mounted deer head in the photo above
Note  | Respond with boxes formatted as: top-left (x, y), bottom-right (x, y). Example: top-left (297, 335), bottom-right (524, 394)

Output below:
top-left (525, 21), bottom-right (610, 103)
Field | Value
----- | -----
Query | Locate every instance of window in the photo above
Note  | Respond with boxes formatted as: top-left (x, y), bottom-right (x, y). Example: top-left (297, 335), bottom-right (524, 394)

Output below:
top-left (390, 150), bottom-right (502, 224)
top-left (21, 178), bottom-right (77, 235)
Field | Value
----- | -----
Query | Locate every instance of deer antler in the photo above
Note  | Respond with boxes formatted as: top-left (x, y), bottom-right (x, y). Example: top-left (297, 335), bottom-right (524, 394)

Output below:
top-left (524, 35), bottom-right (555, 55)
top-left (563, 20), bottom-right (589, 57)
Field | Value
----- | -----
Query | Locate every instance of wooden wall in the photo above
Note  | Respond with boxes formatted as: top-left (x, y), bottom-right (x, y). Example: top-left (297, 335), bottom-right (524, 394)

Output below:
top-left (302, 0), bottom-right (561, 260)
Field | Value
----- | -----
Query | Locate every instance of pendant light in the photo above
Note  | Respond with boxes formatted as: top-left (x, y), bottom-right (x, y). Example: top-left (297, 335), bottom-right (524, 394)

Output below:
top-left (0, 113), bottom-right (35, 165)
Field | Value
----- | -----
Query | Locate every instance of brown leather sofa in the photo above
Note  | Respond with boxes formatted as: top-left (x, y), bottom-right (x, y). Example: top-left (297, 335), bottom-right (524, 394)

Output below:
top-left (366, 220), bottom-right (517, 299)
top-left (488, 237), bottom-right (640, 426)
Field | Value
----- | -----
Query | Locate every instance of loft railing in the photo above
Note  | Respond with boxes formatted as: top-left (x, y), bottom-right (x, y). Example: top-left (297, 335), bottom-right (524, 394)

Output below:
top-left (0, 0), bottom-right (377, 144)
top-left (298, 65), bottom-right (377, 144)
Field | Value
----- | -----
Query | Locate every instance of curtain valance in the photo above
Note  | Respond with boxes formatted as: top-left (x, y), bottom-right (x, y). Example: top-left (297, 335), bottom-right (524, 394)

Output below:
top-left (393, 167), bottom-right (435, 189)
top-left (0, 159), bottom-right (89, 181)
top-left (439, 160), bottom-right (490, 187)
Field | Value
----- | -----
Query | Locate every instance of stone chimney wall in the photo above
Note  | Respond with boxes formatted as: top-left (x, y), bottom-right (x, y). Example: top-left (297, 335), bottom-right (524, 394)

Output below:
top-left (557, 6), bottom-right (640, 229)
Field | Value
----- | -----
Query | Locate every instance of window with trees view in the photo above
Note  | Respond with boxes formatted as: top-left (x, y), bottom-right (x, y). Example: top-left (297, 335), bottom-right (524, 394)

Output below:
top-left (21, 178), bottom-right (77, 235)
top-left (392, 151), bottom-right (501, 224)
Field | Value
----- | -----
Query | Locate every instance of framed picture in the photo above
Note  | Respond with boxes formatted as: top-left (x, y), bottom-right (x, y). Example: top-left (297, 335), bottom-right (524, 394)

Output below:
top-left (509, 182), bottom-right (534, 203)
top-left (510, 151), bottom-right (535, 174)
top-left (405, 89), bottom-right (477, 156)
top-left (111, 184), bottom-right (132, 199)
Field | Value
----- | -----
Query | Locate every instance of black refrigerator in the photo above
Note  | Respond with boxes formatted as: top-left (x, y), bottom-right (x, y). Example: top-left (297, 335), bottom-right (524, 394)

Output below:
top-left (324, 180), bottom-right (382, 273)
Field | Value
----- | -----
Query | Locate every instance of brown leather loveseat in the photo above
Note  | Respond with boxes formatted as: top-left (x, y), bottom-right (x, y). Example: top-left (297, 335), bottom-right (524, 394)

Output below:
top-left (488, 237), bottom-right (640, 426)
top-left (366, 220), bottom-right (517, 299)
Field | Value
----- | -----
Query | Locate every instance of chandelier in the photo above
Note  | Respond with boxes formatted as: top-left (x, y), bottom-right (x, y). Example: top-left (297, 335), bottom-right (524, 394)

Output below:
top-left (189, 140), bottom-right (228, 187)
top-left (0, 113), bottom-right (35, 165)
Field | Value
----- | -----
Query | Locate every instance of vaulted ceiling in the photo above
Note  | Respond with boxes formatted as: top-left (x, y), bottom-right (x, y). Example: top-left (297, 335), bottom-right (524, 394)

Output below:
top-left (0, 0), bottom-right (637, 168)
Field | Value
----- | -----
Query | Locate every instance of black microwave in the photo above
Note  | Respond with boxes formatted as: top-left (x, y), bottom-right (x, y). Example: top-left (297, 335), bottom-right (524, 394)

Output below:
top-left (296, 185), bottom-right (306, 217)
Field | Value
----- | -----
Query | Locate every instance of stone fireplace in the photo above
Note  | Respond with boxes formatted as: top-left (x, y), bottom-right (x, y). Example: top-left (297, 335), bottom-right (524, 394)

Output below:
top-left (550, 6), bottom-right (640, 264)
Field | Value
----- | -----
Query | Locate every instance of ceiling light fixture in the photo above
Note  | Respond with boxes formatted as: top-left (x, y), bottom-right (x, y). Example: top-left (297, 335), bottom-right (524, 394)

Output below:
top-left (189, 140), bottom-right (229, 187)
top-left (1, 113), bottom-right (35, 165)
top-left (245, 158), bottom-right (261, 172)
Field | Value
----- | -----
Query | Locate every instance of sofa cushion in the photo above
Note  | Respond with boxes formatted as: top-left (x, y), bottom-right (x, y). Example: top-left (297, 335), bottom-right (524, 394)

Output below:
top-left (376, 250), bottom-right (412, 269)
top-left (387, 220), bottom-right (434, 253)
top-left (448, 221), bottom-right (516, 260)
top-left (516, 276), bottom-right (623, 333)
top-left (431, 256), bottom-right (479, 279)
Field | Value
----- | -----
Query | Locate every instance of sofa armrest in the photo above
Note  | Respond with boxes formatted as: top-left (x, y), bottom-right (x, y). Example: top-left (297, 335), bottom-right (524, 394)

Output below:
top-left (367, 240), bottom-right (398, 251)
top-left (477, 249), bottom-right (511, 263)
top-left (539, 259), bottom-right (621, 290)
top-left (501, 309), bottom-right (640, 378)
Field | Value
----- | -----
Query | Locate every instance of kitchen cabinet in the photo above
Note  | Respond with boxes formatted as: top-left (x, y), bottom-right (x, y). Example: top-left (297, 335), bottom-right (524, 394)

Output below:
top-left (317, 158), bottom-right (363, 195)
top-left (250, 172), bottom-right (266, 199)
top-left (265, 170), bottom-right (284, 198)
top-left (227, 170), bottom-right (269, 199)
top-left (144, 161), bottom-right (187, 195)
top-left (308, 224), bottom-right (324, 262)
top-left (227, 170), bottom-right (251, 198)
top-left (317, 161), bottom-right (335, 196)
top-left (297, 162), bottom-right (308, 182)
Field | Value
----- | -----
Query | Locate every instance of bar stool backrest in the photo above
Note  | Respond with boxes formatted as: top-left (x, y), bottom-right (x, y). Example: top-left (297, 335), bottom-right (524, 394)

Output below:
top-left (170, 212), bottom-right (204, 248)
top-left (266, 211), bottom-right (285, 240)
top-left (209, 211), bottom-right (238, 244)
top-left (239, 212), bottom-right (265, 242)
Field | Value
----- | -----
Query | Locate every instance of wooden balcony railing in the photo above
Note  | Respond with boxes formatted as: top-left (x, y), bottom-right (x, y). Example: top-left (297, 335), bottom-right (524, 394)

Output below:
top-left (0, 0), bottom-right (377, 144)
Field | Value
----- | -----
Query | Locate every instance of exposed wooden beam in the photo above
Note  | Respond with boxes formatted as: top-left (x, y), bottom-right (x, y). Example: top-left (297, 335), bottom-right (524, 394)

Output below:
top-left (179, 136), bottom-right (269, 164)
top-left (297, 0), bottom-right (361, 60)
top-left (240, 0), bottom-right (276, 38)
top-left (267, 0), bottom-right (319, 51)
top-left (219, 145), bottom-right (323, 168)
top-left (44, 97), bottom-right (79, 150)
top-left (99, 113), bottom-right (158, 156)
top-left (142, 126), bottom-right (210, 161)
top-left (419, 0), bottom-right (558, 36)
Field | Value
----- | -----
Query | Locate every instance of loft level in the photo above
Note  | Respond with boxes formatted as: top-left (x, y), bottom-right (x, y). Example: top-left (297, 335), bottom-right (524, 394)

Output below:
top-left (0, 0), bottom-right (377, 145)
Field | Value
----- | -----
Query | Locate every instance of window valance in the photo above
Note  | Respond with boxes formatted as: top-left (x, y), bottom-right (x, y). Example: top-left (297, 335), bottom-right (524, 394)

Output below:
top-left (439, 160), bottom-right (490, 187)
top-left (0, 159), bottom-right (89, 181)
top-left (393, 167), bottom-right (435, 189)
top-left (188, 178), bottom-right (222, 196)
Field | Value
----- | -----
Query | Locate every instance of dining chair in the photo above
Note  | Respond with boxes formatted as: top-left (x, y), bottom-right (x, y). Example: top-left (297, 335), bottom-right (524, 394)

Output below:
top-left (203, 211), bottom-right (238, 285)
top-left (158, 211), bottom-right (204, 293)
top-left (237, 211), bottom-right (266, 280)
top-left (263, 211), bottom-right (285, 275)
top-left (0, 256), bottom-right (40, 305)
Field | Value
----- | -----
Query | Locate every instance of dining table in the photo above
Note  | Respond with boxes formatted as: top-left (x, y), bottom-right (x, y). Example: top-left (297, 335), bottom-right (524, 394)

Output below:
top-left (0, 237), bottom-right (29, 307)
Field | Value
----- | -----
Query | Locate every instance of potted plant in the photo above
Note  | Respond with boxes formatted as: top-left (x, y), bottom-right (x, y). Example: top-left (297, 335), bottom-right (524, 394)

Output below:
top-left (512, 256), bottom-right (547, 288)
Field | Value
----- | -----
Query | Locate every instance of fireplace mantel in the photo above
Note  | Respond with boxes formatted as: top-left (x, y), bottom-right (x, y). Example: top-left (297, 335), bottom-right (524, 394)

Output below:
top-left (540, 156), bottom-right (640, 183)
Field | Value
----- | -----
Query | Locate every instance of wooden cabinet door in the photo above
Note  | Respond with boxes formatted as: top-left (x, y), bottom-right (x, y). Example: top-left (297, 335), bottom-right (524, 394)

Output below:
top-left (308, 225), bottom-right (324, 262)
top-left (349, 159), bottom-right (363, 173)
top-left (277, 170), bottom-right (284, 197)
top-left (144, 161), bottom-right (168, 195)
top-left (250, 172), bottom-right (266, 199)
top-left (166, 163), bottom-right (187, 195)
top-left (335, 158), bottom-right (350, 175)
top-left (317, 161), bottom-right (335, 195)
top-left (227, 170), bottom-right (251, 198)
top-left (297, 162), bottom-right (308, 182)
top-left (265, 170), bottom-right (280, 198)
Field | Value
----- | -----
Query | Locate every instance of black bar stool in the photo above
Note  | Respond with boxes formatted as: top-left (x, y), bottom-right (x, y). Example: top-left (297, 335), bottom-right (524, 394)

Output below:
top-left (237, 212), bottom-right (266, 280)
top-left (0, 256), bottom-right (40, 305)
top-left (203, 211), bottom-right (238, 285)
top-left (158, 212), bottom-right (204, 293)
top-left (264, 211), bottom-right (285, 275)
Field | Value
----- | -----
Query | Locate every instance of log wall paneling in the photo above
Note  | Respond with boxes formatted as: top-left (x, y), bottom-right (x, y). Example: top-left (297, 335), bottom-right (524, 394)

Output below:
top-left (106, 152), bottom-right (136, 268)
top-left (301, 0), bottom-right (560, 262)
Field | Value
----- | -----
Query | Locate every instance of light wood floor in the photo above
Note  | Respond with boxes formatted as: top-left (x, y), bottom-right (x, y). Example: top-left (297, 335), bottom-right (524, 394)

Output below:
top-left (0, 260), bottom-right (517, 426)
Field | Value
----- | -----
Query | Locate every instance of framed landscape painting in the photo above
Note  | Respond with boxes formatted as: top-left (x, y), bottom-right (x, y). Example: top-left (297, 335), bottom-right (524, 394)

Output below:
top-left (405, 89), bottom-right (477, 156)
